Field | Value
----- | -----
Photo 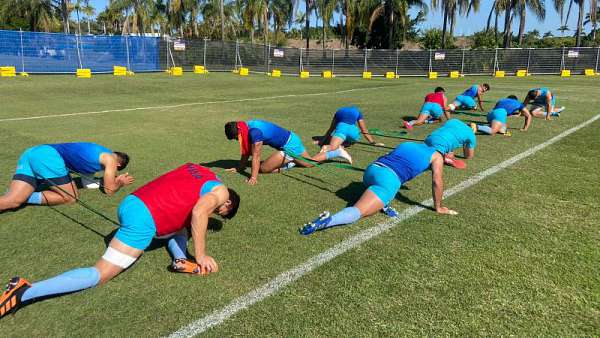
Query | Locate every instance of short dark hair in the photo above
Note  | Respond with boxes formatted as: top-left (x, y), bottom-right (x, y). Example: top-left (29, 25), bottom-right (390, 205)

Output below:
top-left (224, 122), bottom-right (238, 140)
top-left (114, 151), bottom-right (129, 170)
top-left (507, 95), bottom-right (518, 100)
top-left (223, 188), bottom-right (240, 219)
top-left (482, 83), bottom-right (490, 91)
top-left (526, 89), bottom-right (537, 100)
top-left (434, 86), bottom-right (445, 93)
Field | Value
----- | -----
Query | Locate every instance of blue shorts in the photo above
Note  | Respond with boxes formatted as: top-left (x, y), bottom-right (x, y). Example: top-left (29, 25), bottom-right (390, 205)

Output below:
top-left (363, 163), bottom-right (402, 206)
top-left (424, 134), bottom-right (449, 155)
top-left (420, 102), bottom-right (444, 119)
top-left (332, 122), bottom-right (360, 143)
top-left (282, 132), bottom-right (306, 157)
top-left (13, 145), bottom-right (71, 189)
top-left (116, 195), bottom-right (157, 250)
top-left (487, 108), bottom-right (507, 125)
top-left (454, 95), bottom-right (476, 109)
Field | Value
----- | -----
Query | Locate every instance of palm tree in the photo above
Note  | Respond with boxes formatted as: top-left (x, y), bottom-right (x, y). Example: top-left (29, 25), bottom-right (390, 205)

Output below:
top-left (501, 0), bottom-right (516, 48)
top-left (516, 0), bottom-right (545, 46)
top-left (368, 0), bottom-right (427, 49)
top-left (305, 0), bottom-right (315, 48)
top-left (270, 0), bottom-right (293, 44)
top-left (583, 3), bottom-right (598, 39)
top-left (317, 0), bottom-right (337, 49)
top-left (575, 0), bottom-right (585, 45)
top-left (432, 0), bottom-right (476, 48)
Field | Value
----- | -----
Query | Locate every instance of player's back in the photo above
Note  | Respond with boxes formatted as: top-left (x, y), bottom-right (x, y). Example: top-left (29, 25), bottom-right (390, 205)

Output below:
top-left (334, 106), bottom-right (363, 125)
top-left (49, 142), bottom-right (112, 174)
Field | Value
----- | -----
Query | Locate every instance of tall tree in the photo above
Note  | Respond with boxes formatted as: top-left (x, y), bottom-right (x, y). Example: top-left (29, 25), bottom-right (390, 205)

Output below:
top-left (317, 0), bottom-right (337, 49)
top-left (516, 0), bottom-right (545, 45)
top-left (502, 0), bottom-right (515, 47)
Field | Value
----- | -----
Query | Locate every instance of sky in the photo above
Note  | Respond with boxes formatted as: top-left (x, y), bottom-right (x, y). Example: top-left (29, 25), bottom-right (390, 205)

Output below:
top-left (87, 0), bottom-right (582, 37)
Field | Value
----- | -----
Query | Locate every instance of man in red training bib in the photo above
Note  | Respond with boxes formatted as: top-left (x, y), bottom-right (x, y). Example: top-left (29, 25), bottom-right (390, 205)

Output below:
top-left (0, 164), bottom-right (240, 318)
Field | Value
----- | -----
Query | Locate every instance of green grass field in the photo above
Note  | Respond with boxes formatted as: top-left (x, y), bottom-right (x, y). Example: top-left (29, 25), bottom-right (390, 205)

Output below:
top-left (0, 73), bottom-right (599, 337)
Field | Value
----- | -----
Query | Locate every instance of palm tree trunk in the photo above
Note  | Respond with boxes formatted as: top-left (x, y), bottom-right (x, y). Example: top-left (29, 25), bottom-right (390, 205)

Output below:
top-left (450, 9), bottom-right (456, 38)
top-left (306, 0), bottom-right (310, 49)
top-left (494, 9), bottom-right (499, 42)
top-left (441, 6), bottom-right (448, 49)
top-left (576, 0), bottom-right (584, 46)
top-left (344, 0), bottom-right (349, 51)
top-left (62, 0), bottom-right (70, 33)
top-left (486, 0), bottom-right (497, 31)
top-left (77, 9), bottom-right (81, 35)
top-left (387, 1), bottom-right (395, 49)
top-left (518, 4), bottom-right (526, 45)
top-left (220, 0), bottom-right (225, 41)
top-left (503, 1), bottom-right (513, 48)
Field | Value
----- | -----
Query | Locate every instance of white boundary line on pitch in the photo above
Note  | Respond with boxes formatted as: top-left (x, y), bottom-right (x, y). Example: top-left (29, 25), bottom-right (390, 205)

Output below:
top-left (0, 85), bottom-right (400, 123)
top-left (167, 114), bottom-right (600, 338)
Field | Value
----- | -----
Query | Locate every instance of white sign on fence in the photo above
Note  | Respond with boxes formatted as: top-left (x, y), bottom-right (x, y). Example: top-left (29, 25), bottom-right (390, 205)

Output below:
top-left (273, 49), bottom-right (284, 57)
top-left (434, 52), bottom-right (445, 60)
top-left (174, 41), bottom-right (186, 51)
top-left (567, 50), bottom-right (579, 58)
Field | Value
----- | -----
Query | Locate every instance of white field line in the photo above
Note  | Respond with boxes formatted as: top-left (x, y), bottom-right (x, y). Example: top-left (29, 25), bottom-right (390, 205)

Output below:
top-left (167, 113), bottom-right (600, 338)
top-left (0, 85), bottom-right (399, 123)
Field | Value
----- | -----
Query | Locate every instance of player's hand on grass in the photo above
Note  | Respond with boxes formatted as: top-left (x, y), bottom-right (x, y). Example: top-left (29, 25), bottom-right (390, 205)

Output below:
top-left (246, 176), bottom-right (258, 185)
top-left (372, 142), bottom-right (385, 147)
top-left (436, 206), bottom-right (458, 215)
top-left (117, 173), bottom-right (134, 186)
top-left (198, 255), bottom-right (219, 274)
top-left (225, 168), bottom-right (238, 173)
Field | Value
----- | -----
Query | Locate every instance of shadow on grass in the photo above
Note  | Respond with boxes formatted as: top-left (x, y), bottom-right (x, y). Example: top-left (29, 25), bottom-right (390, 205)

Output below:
top-left (200, 159), bottom-right (251, 179)
top-left (49, 206), bottom-right (108, 239)
top-left (335, 182), bottom-right (430, 210)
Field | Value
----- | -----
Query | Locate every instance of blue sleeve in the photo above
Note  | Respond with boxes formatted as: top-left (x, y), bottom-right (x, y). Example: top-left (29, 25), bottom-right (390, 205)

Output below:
top-left (200, 180), bottom-right (223, 197)
top-left (357, 110), bottom-right (364, 121)
top-left (249, 128), bottom-right (264, 143)
top-left (468, 133), bottom-right (477, 149)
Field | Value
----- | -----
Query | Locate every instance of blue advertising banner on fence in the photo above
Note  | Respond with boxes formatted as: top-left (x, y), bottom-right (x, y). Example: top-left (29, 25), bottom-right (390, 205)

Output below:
top-left (0, 30), bottom-right (160, 73)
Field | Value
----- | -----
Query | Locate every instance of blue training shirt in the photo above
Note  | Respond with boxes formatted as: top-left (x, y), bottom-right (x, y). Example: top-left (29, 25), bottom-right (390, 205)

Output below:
top-left (462, 85), bottom-right (479, 98)
top-left (531, 87), bottom-right (551, 103)
top-left (334, 106), bottom-right (364, 125)
top-left (247, 120), bottom-right (291, 149)
top-left (494, 98), bottom-right (525, 116)
top-left (375, 142), bottom-right (436, 183)
top-left (428, 119), bottom-right (477, 153)
top-left (49, 142), bottom-right (112, 174)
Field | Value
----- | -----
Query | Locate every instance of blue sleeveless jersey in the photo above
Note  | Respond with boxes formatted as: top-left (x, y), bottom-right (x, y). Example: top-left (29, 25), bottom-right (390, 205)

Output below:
top-left (247, 120), bottom-right (291, 149)
top-left (494, 98), bottom-right (525, 115)
top-left (334, 106), bottom-right (364, 125)
top-left (49, 142), bottom-right (112, 174)
top-left (374, 142), bottom-right (435, 183)
top-left (462, 85), bottom-right (479, 98)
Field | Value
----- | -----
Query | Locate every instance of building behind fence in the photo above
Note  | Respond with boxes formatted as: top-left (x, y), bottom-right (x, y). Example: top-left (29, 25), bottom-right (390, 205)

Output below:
top-left (1, 29), bottom-right (599, 76)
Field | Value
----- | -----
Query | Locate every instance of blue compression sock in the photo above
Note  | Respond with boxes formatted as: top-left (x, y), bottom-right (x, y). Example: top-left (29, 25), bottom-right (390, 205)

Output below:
top-left (477, 125), bottom-right (493, 134)
top-left (327, 207), bottom-right (362, 227)
top-left (167, 234), bottom-right (188, 261)
top-left (26, 192), bottom-right (42, 205)
top-left (21, 267), bottom-right (100, 302)
top-left (326, 148), bottom-right (342, 160)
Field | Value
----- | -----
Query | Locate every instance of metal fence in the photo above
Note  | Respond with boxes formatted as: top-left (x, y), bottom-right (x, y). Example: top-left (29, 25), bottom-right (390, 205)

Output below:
top-left (2, 29), bottom-right (600, 76)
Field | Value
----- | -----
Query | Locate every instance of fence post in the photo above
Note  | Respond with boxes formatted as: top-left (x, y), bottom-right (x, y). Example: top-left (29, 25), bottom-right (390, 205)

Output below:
top-left (203, 38), bottom-right (207, 68)
top-left (363, 48), bottom-right (368, 73)
top-left (125, 34), bottom-right (131, 71)
top-left (493, 48), bottom-right (498, 73)
top-left (595, 46), bottom-right (599, 73)
top-left (395, 49), bottom-right (399, 75)
top-left (75, 33), bottom-right (83, 69)
top-left (19, 29), bottom-right (25, 73)
top-left (332, 49), bottom-right (335, 73)
top-left (560, 46), bottom-right (565, 72)
top-left (234, 39), bottom-right (239, 70)
top-left (460, 48), bottom-right (465, 74)
top-left (428, 50), bottom-right (432, 73)
top-left (166, 38), bottom-right (170, 70)
top-left (526, 48), bottom-right (531, 73)
top-left (299, 48), bottom-right (303, 73)
top-left (266, 43), bottom-right (271, 74)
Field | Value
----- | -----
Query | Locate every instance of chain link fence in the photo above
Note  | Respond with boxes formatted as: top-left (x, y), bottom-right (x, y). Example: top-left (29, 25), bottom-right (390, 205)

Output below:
top-left (2, 30), bottom-right (600, 76)
top-left (163, 39), bottom-right (600, 77)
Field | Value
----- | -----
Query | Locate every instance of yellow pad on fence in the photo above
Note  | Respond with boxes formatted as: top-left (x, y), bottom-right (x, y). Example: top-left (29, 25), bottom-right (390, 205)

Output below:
top-left (300, 71), bottom-right (310, 78)
top-left (171, 67), bottom-right (183, 76)
top-left (495, 70), bottom-right (505, 78)
top-left (449, 71), bottom-right (460, 78)
top-left (239, 67), bottom-right (249, 76)
top-left (322, 70), bottom-right (333, 78)
top-left (561, 69), bottom-right (571, 77)
top-left (516, 69), bottom-right (528, 77)
top-left (385, 72), bottom-right (396, 79)
top-left (194, 65), bottom-right (207, 74)
top-left (362, 71), bottom-right (372, 79)
top-left (1, 66), bottom-right (16, 77)
top-left (113, 66), bottom-right (128, 76)
top-left (76, 68), bottom-right (91, 78)
top-left (271, 69), bottom-right (281, 77)
top-left (584, 69), bottom-right (596, 76)
top-left (428, 72), bottom-right (438, 79)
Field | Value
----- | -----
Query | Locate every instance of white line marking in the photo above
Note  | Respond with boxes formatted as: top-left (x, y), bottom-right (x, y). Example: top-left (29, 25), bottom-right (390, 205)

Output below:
top-left (167, 114), bottom-right (600, 338)
top-left (0, 85), bottom-right (399, 123)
